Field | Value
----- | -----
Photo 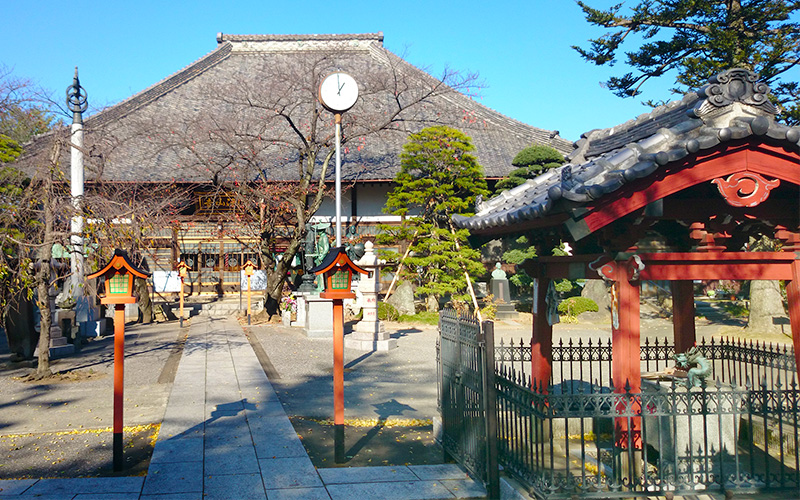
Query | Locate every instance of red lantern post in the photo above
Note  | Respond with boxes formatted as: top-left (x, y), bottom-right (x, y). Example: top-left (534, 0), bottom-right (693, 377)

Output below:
top-left (177, 261), bottom-right (189, 328)
top-left (243, 260), bottom-right (255, 326)
top-left (311, 247), bottom-right (368, 462)
top-left (87, 249), bottom-right (150, 471)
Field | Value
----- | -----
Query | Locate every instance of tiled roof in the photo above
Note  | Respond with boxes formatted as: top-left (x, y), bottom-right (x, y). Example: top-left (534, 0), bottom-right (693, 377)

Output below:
top-left (24, 33), bottom-right (572, 183)
top-left (454, 69), bottom-right (800, 236)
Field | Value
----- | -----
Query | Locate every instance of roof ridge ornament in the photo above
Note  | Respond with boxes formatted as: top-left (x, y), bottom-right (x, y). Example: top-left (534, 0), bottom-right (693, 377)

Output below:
top-left (693, 68), bottom-right (777, 118)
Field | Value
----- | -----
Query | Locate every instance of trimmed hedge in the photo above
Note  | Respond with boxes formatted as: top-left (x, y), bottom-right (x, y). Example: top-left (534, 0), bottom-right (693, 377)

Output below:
top-left (557, 296), bottom-right (599, 317)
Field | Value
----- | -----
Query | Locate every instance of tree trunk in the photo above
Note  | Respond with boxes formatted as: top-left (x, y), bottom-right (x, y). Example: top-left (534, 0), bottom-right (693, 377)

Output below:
top-left (34, 259), bottom-right (52, 376)
top-left (135, 277), bottom-right (153, 323)
top-left (746, 280), bottom-right (788, 334)
top-left (34, 141), bottom-right (60, 376)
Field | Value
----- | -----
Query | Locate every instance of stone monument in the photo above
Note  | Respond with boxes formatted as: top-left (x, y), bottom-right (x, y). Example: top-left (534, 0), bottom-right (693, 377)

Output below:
top-left (490, 263), bottom-right (517, 320)
top-left (345, 241), bottom-right (396, 351)
top-left (34, 275), bottom-right (76, 359)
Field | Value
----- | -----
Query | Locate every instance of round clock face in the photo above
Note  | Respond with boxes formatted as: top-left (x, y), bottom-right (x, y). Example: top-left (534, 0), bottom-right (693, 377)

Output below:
top-left (319, 72), bottom-right (359, 112)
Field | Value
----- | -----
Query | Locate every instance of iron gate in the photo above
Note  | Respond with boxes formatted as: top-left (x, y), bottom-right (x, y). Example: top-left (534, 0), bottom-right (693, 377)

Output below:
top-left (437, 309), bottom-right (499, 497)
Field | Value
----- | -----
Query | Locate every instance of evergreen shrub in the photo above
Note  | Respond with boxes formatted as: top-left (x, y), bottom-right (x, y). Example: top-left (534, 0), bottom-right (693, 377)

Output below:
top-left (557, 296), bottom-right (599, 317)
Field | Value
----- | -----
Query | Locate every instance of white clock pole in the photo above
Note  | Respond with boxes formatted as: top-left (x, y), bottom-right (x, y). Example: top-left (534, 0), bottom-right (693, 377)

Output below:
top-left (335, 113), bottom-right (342, 247)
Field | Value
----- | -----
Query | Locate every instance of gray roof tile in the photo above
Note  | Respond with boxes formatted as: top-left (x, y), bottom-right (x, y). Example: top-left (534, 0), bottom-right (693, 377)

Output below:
top-left (455, 69), bottom-right (800, 236)
top-left (23, 34), bottom-right (572, 184)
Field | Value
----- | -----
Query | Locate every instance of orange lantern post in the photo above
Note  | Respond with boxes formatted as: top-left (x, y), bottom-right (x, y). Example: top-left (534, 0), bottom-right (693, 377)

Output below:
top-left (311, 247), bottom-right (368, 463)
top-left (177, 261), bottom-right (189, 328)
top-left (243, 260), bottom-right (255, 326)
top-left (87, 249), bottom-right (150, 471)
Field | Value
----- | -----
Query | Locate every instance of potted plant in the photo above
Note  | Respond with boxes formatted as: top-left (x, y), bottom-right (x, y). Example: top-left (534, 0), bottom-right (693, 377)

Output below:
top-left (280, 294), bottom-right (297, 325)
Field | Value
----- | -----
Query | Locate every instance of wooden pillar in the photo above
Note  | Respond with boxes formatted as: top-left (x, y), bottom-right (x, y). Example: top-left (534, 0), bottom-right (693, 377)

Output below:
top-left (785, 260), bottom-right (800, 382)
top-left (113, 304), bottom-right (125, 471)
top-left (670, 280), bottom-right (696, 353)
top-left (611, 261), bottom-right (641, 449)
top-left (530, 270), bottom-right (552, 392)
top-left (332, 299), bottom-right (345, 463)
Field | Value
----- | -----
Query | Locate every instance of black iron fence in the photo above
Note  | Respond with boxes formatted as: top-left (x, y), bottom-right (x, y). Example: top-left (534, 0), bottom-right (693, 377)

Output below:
top-left (437, 310), bottom-right (499, 498)
top-left (496, 336), bottom-right (797, 392)
top-left (439, 310), bottom-right (799, 498)
top-left (492, 336), bottom-right (799, 498)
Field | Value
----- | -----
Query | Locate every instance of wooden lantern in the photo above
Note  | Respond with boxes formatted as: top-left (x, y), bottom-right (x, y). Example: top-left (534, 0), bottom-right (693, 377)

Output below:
top-left (243, 259), bottom-right (255, 277)
top-left (311, 247), bottom-right (368, 300)
top-left (177, 260), bottom-right (189, 279)
top-left (87, 249), bottom-right (151, 304)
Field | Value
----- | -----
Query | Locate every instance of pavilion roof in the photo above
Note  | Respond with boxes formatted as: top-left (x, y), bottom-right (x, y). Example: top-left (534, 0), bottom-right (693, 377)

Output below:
top-left (21, 33), bottom-right (571, 183)
top-left (454, 69), bottom-right (800, 238)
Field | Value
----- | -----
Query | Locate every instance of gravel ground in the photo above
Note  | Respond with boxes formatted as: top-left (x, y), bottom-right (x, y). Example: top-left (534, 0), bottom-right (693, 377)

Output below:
top-left (245, 320), bottom-right (441, 422)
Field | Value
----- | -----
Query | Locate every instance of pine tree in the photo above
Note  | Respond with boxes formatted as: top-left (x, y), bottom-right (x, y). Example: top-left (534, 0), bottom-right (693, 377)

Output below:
top-left (574, 0), bottom-right (800, 124)
top-left (380, 126), bottom-right (490, 312)
top-left (495, 145), bottom-right (564, 194)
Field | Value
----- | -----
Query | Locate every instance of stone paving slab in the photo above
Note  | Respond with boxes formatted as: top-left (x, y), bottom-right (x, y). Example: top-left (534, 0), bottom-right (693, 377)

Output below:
top-left (318, 465), bottom-right (419, 484)
top-left (409, 464), bottom-right (475, 481)
top-left (263, 487), bottom-right (332, 500)
top-left (259, 456), bottom-right (323, 490)
top-left (25, 477), bottom-right (144, 496)
top-left (0, 480), bottom-right (36, 496)
top-left (325, 480), bottom-right (458, 500)
top-left (149, 437), bottom-right (203, 464)
top-left (203, 473), bottom-right (266, 500)
top-left (141, 461), bottom-right (203, 495)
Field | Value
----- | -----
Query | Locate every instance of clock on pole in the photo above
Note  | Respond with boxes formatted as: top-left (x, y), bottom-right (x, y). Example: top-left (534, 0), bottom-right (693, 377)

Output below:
top-left (319, 72), bottom-right (358, 113)
top-left (318, 72), bottom-right (359, 246)
top-left (318, 72), bottom-right (359, 462)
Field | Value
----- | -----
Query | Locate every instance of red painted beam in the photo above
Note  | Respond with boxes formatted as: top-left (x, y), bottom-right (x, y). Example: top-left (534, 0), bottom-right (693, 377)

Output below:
top-left (578, 145), bottom-right (800, 235)
top-left (636, 252), bottom-right (797, 280)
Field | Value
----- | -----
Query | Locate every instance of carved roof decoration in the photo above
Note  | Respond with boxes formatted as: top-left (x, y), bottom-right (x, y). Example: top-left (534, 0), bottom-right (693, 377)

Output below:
top-left (454, 69), bottom-right (800, 237)
top-left (21, 33), bottom-right (572, 183)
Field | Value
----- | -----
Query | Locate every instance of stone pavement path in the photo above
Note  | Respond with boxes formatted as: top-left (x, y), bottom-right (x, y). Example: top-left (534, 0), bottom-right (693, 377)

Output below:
top-left (0, 315), bottom-right (485, 499)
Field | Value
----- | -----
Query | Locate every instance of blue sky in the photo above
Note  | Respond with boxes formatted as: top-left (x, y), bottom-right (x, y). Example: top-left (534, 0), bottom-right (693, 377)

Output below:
top-left (4, 0), bottom-right (682, 142)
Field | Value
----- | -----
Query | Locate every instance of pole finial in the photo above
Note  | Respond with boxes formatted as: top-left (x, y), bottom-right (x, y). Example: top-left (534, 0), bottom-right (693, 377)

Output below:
top-left (66, 67), bottom-right (88, 124)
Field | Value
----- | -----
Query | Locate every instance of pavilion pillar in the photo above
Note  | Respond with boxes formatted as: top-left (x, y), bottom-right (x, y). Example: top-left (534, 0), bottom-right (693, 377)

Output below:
top-left (784, 259), bottom-right (800, 382)
top-left (530, 268), bottom-right (552, 392)
top-left (610, 261), bottom-right (641, 450)
top-left (670, 280), bottom-right (696, 354)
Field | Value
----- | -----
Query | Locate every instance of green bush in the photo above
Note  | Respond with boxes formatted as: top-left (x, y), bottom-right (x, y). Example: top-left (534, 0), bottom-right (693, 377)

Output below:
top-left (378, 302), bottom-right (399, 321)
top-left (557, 296), bottom-right (599, 317)
top-left (554, 278), bottom-right (574, 294)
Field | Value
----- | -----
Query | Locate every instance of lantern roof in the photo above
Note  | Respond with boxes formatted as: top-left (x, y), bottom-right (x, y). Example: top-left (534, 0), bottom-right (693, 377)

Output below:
top-left (87, 249), bottom-right (151, 280)
top-left (310, 247), bottom-right (368, 276)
